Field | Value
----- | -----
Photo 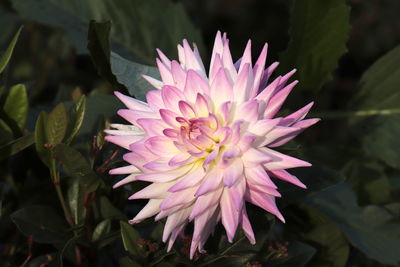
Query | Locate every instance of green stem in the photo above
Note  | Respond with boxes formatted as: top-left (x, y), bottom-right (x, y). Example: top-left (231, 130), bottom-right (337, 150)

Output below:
top-left (50, 159), bottom-right (74, 227)
top-left (50, 158), bottom-right (82, 265)
top-left (197, 236), bottom-right (245, 267)
top-left (310, 108), bottom-right (400, 119)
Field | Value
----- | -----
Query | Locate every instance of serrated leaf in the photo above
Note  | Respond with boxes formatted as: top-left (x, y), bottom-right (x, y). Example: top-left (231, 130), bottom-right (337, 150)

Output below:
top-left (0, 133), bottom-right (34, 160)
top-left (120, 220), bottom-right (141, 256)
top-left (47, 103), bottom-right (68, 145)
top-left (12, 0), bottom-right (204, 64)
top-left (92, 219), bottom-right (111, 242)
top-left (88, 20), bottom-right (160, 100)
top-left (34, 111), bottom-right (51, 167)
top-left (10, 205), bottom-right (70, 243)
top-left (305, 183), bottom-right (400, 265)
top-left (348, 45), bottom-right (400, 168)
top-left (0, 26), bottom-right (22, 74)
top-left (279, 0), bottom-right (350, 91)
top-left (55, 144), bottom-right (100, 192)
top-left (65, 95), bottom-right (86, 144)
top-left (3, 84), bottom-right (28, 130)
top-left (67, 178), bottom-right (86, 225)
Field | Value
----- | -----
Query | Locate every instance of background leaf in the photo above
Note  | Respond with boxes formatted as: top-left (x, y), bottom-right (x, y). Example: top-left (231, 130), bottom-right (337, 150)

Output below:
top-left (3, 84), bottom-right (28, 130)
top-left (55, 144), bottom-right (100, 192)
top-left (306, 183), bottom-right (400, 265)
top-left (12, 0), bottom-right (204, 64)
top-left (279, 0), bottom-right (350, 91)
top-left (11, 205), bottom-right (70, 244)
top-left (34, 111), bottom-right (51, 167)
top-left (348, 45), bottom-right (400, 168)
top-left (65, 95), bottom-right (86, 144)
top-left (47, 103), bottom-right (68, 145)
top-left (0, 26), bottom-right (22, 74)
top-left (88, 20), bottom-right (160, 100)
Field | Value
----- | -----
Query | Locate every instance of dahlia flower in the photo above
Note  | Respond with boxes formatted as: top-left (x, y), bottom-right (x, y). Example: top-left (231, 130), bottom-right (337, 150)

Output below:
top-left (106, 31), bottom-right (318, 258)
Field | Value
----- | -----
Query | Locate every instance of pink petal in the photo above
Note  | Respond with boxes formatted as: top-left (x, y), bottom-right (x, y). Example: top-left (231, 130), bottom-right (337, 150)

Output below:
top-left (168, 165), bottom-right (206, 192)
top-left (244, 165), bottom-right (277, 188)
top-left (129, 199), bottom-right (163, 224)
top-left (210, 68), bottom-right (233, 108)
top-left (114, 91), bottom-right (151, 111)
top-left (261, 147), bottom-right (311, 171)
top-left (129, 182), bottom-right (172, 199)
top-left (161, 85), bottom-right (186, 112)
top-left (162, 206), bottom-right (192, 242)
top-left (264, 80), bottom-right (298, 119)
top-left (136, 118), bottom-right (166, 136)
top-left (171, 60), bottom-right (187, 89)
top-left (233, 63), bottom-right (253, 103)
top-left (245, 189), bottom-right (285, 222)
top-left (146, 90), bottom-right (164, 111)
top-left (249, 43), bottom-right (268, 98)
top-left (105, 135), bottom-right (143, 150)
top-left (269, 169), bottom-right (306, 189)
top-left (113, 173), bottom-right (137, 188)
top-left (117, 109), bottom-right (158, 126)
top-left (109, 165), bottom-right (139, 175)
top-left (136, 164), bottom-right (192, 182)
top-left (223, 159), bottom-right (244, 187)
top-left (279, 102), bottom-right (314, 126)
top-left (156, 48), bottom-right (172, 68)
top-left (142, 75), bottom-right (163, 89)
top-left (221, 189), bottom-right (240, 242)
top-left (241, 206), bottom-right (256, 244)
top-left (190, 187), bottom-right (223, 220)
top-left (184, 70), bottom-right (210, 103)
top-left (242, 148), bottom-right (273, 167)
top-left (194, 170), bottom-right (223, 197)
top-left (178, 100), bottom-right (196, 118)
top-left (156, 58), bottom-right (174, 85)
top-left (238, 40), bottom-right (252, 74)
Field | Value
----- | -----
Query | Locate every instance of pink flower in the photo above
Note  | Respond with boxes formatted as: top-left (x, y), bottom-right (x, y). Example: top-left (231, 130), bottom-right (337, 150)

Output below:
top-left (106, 31), bottom-right (319, 258)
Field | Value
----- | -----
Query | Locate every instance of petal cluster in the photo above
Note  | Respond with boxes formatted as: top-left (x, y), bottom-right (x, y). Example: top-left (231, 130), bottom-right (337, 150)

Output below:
top-left (106, 31), bottom-right (318, 258)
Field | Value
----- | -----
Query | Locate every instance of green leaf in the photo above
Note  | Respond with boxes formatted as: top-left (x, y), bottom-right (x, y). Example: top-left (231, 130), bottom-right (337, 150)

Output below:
top-left (348, 45), bottom-right (400, 168)
top-left (305, 183), bottom-right (400, 265)
top-left (0, 26), bottom-right (22, 74)
top-left (88, 20), bottom-right (160, 101)
top-left (92, 219), bottom-right (111, 242)
top-left (279, 0), bottom-right (350, 91)
top-left (65, 95), bottom-right (86, 144)
top-left (111, 52), bottom-right (160, 101)
top-left (300, 206), bottom-right (349, 267)
top-left (120, 220), bottom-right (141, 256)
top-left (99, 196), bottom-right (125, 220)
top-left (0, 133), bottom-right (34, 160)
top-left (34, 111), bottom-right (51, 167)
top-left (12, 0), bottom-right (204, 64)
top-left (10, 205), bottom-right (70, 243)
top-left (3, 84), bottom-right (28, 130)
top-left (74, 94), bottom-right (124, 137)
top-left (47, 103), bottom-right (68, 145)
top-left (55, 144), bottom-right (100, 192)
top-left (67, 178), bottom-right (86, 225)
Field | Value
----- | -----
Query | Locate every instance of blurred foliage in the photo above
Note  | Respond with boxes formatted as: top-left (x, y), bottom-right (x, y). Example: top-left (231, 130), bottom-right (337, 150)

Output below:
top-left (0, 0), bottom-right (399, 266)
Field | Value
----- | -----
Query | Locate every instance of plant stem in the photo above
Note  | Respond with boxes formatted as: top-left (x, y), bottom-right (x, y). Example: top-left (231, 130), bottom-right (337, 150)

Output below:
top-left (197, 236), bottom-right (245, 267)
top-left (50, 158), bottom-right (82, 265)
top-left (310, 108), bottom-right (400, 119)
top-left (50, 159), bottom-right (73, 226)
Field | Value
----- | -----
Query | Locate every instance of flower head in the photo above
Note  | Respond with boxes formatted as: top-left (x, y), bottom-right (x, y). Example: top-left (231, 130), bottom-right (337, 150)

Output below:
top-left (106, 31), bottom-right (319, 258)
